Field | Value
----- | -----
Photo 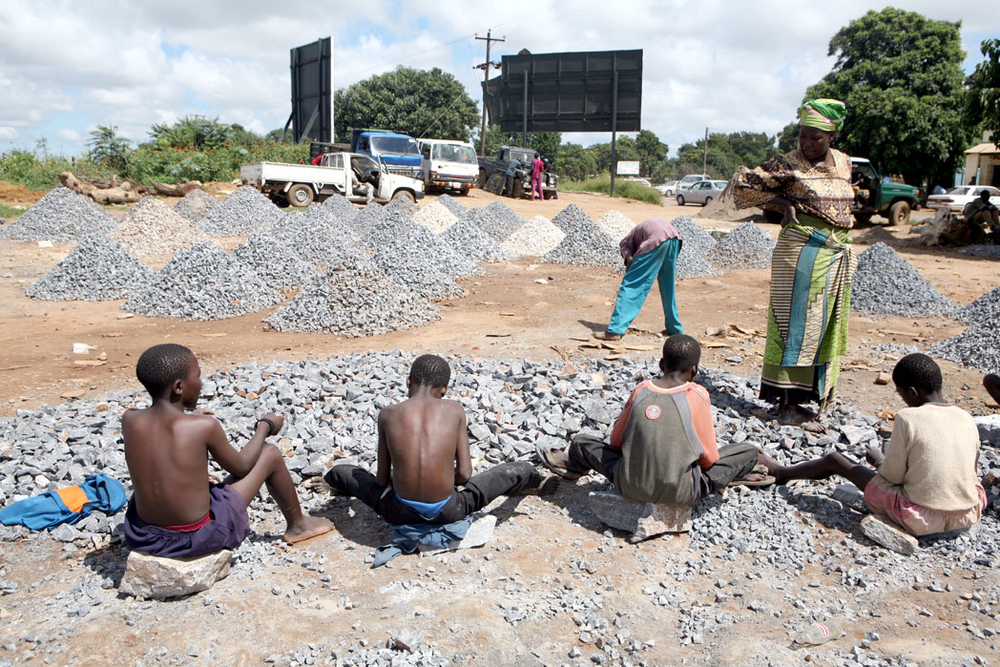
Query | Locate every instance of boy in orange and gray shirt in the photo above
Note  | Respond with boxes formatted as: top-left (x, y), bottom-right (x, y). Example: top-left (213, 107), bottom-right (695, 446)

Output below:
top-left (538, 335), bottom-right (767, 504)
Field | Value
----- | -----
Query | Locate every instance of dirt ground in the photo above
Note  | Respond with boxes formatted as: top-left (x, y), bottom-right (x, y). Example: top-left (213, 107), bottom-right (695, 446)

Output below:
top-left (0, 186), bottom-right (998, 665)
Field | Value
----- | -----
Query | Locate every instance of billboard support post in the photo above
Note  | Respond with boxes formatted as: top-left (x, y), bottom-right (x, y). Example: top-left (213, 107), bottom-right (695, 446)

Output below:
top-left (522, 70), bottom-right (529, 149)
top-left (610, 69), bottom-right (618, 197)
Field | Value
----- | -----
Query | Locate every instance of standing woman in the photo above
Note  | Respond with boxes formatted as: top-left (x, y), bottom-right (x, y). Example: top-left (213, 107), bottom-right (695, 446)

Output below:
top-left (732, 99), bottom-right (856, 431)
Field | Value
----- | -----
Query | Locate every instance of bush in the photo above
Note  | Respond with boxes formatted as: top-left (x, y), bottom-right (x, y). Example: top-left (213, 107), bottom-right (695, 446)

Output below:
top-left (559, 174), bottom-right (663, 205)
top-left (0, 150), bottom-right (116, 191)
top-left (129, 142), bottom-right (311, 184)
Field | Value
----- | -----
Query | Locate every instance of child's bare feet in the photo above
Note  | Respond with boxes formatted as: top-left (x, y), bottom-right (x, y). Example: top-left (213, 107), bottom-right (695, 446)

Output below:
top-left (302, 476), bottom-right (337, 494)
top-left (284, 516), bottom-right (334, 545)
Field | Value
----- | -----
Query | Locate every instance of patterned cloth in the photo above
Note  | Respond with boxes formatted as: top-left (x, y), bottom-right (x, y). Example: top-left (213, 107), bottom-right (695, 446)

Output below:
top-left (760, 216), bottom-right (855, 407)
top-left (732, 148), bottom-right (855, 229)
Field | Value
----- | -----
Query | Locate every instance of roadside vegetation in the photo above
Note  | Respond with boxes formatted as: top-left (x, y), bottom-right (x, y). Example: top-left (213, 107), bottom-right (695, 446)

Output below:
top-left (560, 175), bottom-right (663, 205)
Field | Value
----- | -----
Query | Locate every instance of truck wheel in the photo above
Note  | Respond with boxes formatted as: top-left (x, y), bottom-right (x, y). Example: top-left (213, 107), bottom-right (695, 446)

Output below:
top-left (477, 169), bottom-right (487, 189)
top-left (458, 185), bottom-right (470, 196)
top-left (676, 194), bottom-right (686, 206)
top-left (391, 190), bottom-right (416, 203)
top-left (287, 184), bottom-right (315, 208)
top-left (888, 200), bottom-right (911, 226)
top-left (510, 179), bottom-right (523, 199)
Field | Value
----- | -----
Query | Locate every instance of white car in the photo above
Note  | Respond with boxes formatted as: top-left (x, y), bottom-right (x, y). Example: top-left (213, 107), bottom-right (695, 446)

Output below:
top-left (656, 180), bottom-right (679, 195)
top-left (926, 185), bottom-right (1000, 213)
top-left (676, 180), bottom-right (727, 206)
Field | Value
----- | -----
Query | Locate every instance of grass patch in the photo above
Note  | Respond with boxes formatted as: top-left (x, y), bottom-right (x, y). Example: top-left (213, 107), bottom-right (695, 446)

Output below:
top-left (560, 174), bottom-right (663, 205)
top-left (0, 203), bottom-right (26, 218)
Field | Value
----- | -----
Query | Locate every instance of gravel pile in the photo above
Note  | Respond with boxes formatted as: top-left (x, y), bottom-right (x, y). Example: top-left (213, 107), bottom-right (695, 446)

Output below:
top-left (550, 203), bottom-right (594, 233)
top-left (348, 203), bottom-right (388, 237)
top-left (109, 197), bottom-right (208, 257)
top-left (434, 194), bottom-right (468, 218)
top-left (954, 286), bottom-right (1000, 325)
top-left (671, 216), bottom-right (721, 280)
top-left (171, 189), bottom-right (218, 223)
top-left (264, 262), bottom-right (440, 337)
top-left (500, 216), bottom-right (565, 258)
top-left (384, 196), bottom-right (419, 216)
top-left (959, 244), bottom-right (1000, 259)
top-left (705, 222), bottom-right (775, 270)
top-left (466, 202), bottom-right (525, 242)
top-left (233, 233), bottom-right (319, 290)
top-left (932, 324), bottom-right (1000, 374)
top-left (851, 243), bottom-right (955, 317)
top-left (123, 241), bottom-right (282, 320)
top-left (0, 187), bottom-right (115, 242)
top-left (367, 216), bottom-right (467, 300)
top-left (542, 212), bottom-right (620, 268)
top-left (319, 193), bottom-right (358, 226)
top-left (25, 237), bottom-right (154, 301)
top-left (268, 205), bottom-right (366, 272)
top-left (439, 217), bottom-right (508, 263)
top-left (596, 211), bottom-right (635, 240)
top-left (412, 201), bottom-right (458, 234)
top-left (196, 187), bottom-right (286, 236)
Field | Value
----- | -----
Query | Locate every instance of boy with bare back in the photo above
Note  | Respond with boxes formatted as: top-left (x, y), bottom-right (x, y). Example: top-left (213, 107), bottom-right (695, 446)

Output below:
top-left (312, 354), bottom-right (557, 525)
top-left (122, 344), bottom-right (332, 557)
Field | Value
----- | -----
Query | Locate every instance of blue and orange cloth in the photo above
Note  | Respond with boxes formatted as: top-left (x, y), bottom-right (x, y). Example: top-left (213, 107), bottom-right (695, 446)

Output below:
top-left (0, 473), bottom-right (126, 530)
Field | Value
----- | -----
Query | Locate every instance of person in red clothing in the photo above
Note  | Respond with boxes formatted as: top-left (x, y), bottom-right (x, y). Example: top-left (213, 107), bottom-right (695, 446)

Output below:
top-left (530, 154), bottom-right (545, 201)
top-left (537, 335), bottom-right (770, 505)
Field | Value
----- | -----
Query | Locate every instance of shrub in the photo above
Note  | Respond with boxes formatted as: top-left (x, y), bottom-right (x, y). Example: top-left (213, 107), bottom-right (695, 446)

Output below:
top-left (559, 174), bottom-right (663, 205)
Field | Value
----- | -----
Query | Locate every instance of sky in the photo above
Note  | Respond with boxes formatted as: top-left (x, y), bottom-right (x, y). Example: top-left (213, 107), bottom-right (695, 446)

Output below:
top-left (0, 0), bottom-right (997, 159)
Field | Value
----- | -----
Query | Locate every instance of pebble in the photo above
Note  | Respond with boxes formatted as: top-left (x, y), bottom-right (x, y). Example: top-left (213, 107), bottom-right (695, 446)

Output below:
top-left (196, 186), bottom-right (286, 236)
top-left (123, 240), bottom-right (283, 320)
top-left (0, 187), bottom-right (115, 242)
top-left (109, 196), bottom-right (209, 257)
top-left (26, 237), bottom-right (154, 301)
top-left (851, 242), bottom-right (955, 317)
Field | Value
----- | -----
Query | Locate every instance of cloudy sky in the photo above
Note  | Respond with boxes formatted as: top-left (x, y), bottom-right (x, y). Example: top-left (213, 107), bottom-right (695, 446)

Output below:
top-left (1, 0), bottom-right (996, 158)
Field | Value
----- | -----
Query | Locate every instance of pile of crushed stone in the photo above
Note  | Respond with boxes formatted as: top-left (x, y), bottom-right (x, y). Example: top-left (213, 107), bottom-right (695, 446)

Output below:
top-left (705, 222), bottom-right (776, 271)
top-left (851, 243), bottom-right (955, 317)
top-left (501, 216), bottom-right (566, 258)
top-left (171, 189), bottom-right (219, 223)
top-left (26, 237), bottom-right (154, 301)
top-left (197, 187), bottom-right (286, 236)
top-left (0, 187), bottom-right (115, 242)
top-left (109, 197), bottom-right (208, 257)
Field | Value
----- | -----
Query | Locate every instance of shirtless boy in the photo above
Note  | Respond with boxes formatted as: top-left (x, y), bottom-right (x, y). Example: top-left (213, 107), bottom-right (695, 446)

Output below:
top-left (122, 344), bottom-right (332, 557)
top-left (312, 354), bottom-right (557, 525)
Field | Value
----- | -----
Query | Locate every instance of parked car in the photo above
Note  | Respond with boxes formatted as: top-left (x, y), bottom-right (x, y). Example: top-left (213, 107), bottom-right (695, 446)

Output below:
top-left (656, 180), bottom-right (678, 195)
top-left (926, 185), bottom-right (1000, 214)
top-left (622, 177), bottom-right (652, 188)
top-left (676, 180), bottom-right (727, 206)
top-left (675, 173), bottom-right (712, 192)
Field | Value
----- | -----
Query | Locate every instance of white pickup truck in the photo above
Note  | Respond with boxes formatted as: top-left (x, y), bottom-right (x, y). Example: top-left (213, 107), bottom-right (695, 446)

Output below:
top-left (240, 152), bottom-right (425, 207)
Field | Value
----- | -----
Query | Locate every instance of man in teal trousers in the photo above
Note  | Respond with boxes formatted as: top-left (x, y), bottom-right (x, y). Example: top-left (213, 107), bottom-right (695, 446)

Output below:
top-left (593, 218), bottom-right (683, 341)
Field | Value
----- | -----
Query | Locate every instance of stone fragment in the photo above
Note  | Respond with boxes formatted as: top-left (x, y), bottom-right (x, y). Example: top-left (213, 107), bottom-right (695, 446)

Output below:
top-left (831, 483), bottom-right (866, 512)
top-left (860, 515), bottom-right (917, 556)
top-left (973, 415), bottom-right (1000, 446)
top-left (587, 491), bottom-right (691, 543)
top-left (118, 549), bottom-right (232, 599)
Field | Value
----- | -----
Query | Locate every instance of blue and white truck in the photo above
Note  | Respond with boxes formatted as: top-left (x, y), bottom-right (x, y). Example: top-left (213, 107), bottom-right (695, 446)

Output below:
top-left (350, 129), bottom-right (422, 179)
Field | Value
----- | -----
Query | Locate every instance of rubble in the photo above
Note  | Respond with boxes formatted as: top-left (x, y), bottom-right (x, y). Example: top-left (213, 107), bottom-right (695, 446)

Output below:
top-left (0, 187), bottom-right (115, 242)
top-left (26, 237), bottom-right (154, 301)
top-left (109, 196), bottom-right (209, 257)
top-left (196, 186), bottom-right (286, 236)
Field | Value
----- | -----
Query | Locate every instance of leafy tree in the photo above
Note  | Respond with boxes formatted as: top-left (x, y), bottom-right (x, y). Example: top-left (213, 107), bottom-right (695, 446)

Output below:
top-left (966, 38), bottom-right (1000, 141)
top-left (334, 66), bottom-right (479, 142)
top-left (588, 136), bottom-right (640, 174)
top-left (806, 7), bottom-right (970, 185)
top-left (87, 125), bottom-right (132, 176)
top-left (634, 129), bottom-right (669, 179)
top-left (473, 127), bottom-right (562, 159)
top-left (553, 143), bottom-right (598, 181)
top-left (670, 131), bottom-right (779, 179)
top-left (777, 122), bottom-right (799, 154)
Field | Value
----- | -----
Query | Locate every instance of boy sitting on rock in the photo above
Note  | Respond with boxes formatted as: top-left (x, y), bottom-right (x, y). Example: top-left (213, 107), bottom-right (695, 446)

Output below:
top-left (537, 335), bottom-right (766, 505)
top-left (759, 353), bottom-right (987, 536)
top-left (122, 344), bottom-right (332, 557)
top-left (311, 354), bottom-right (557, 525)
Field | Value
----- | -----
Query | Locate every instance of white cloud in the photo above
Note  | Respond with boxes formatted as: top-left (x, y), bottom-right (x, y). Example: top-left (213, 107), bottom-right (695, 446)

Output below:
top-left (55, 128), bottom-right (80, 142)
top-left (0, 127), bottom-right (18, 141)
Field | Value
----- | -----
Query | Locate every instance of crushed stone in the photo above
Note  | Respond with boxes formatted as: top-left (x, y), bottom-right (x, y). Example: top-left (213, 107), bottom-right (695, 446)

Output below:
top-left (670, 216), bottom-right (721, 280)
top-left (109, 197), bottom-right (209, 257)
top-left (851, 243), bottom-right (955, 317)
top-left (705, 222), bottom-right (775, 271)
top-left (412, 201), bottom-right (459, 234)
top-left (500, 216), bottom-right (565, 258)
top-left (596, 211), bottom-right (636, 241)
top-left (171, 189), bottom-right (219, 223)
top-left (196, 187), bottom-right (286, 236)
top-left (26, 237), bottom-right (154, 301)
top-left (0, 187), bottom-right (115, 242)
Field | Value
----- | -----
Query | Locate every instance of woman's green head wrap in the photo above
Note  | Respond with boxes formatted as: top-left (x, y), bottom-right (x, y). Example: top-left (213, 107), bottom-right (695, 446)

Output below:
top-left (799, 98), bottom-right (847, 132)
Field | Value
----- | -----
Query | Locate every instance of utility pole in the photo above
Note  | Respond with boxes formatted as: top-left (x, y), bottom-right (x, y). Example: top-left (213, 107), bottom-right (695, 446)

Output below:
top-left (475, 30), bottom-right (504, 156)
top-left (703, 127), bottom-right (709, 175)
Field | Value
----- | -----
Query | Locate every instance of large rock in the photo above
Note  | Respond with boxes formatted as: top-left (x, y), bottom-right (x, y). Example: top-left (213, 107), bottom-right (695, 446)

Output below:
top-left (974, 415), bottom-right (1000, 446)
top-left (118, 549), bottom-right (232, 599)
top-left (860, 515), bottom-right (917, 556)
top-left (587, 491), bottom-right (692, 543)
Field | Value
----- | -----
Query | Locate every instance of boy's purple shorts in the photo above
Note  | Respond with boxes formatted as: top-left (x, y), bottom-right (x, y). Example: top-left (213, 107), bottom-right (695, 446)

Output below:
top-left (123, 484), bottom-right (250, 558)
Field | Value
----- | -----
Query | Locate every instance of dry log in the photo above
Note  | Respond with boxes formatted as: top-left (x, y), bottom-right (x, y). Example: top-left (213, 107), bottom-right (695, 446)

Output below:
top-left (149, 179), bottom-right (205, 196)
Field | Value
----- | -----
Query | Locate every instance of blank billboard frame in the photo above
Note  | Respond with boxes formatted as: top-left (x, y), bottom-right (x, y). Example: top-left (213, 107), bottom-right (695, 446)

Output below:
top-left (290, 37), bottom-right (334, 143)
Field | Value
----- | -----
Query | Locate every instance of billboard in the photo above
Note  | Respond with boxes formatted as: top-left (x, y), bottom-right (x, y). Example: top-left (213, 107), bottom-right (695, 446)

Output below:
top-left (290, 37), bottom-right (334, 143)
top-left (616, 161), bottom-right (640, 176)
top-left (483, 49), bottom-right (642, 133)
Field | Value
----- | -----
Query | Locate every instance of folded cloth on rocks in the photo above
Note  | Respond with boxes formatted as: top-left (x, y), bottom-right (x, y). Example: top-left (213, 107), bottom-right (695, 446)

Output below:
top-left (372, 515), bottom-right (472, 568)
top-left (0, 473), bottom-right (126, 530)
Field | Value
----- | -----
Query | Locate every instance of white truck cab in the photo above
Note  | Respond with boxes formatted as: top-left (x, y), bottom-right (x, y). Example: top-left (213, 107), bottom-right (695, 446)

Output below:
top-left (417, 139), bottom-right (479, 195)
top-left (240, 152), bottom-right (424, 207)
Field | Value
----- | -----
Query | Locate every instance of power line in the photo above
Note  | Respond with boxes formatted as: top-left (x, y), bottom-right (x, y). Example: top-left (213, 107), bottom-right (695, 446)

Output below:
top-left (474, 30), bottom-right (505, 155)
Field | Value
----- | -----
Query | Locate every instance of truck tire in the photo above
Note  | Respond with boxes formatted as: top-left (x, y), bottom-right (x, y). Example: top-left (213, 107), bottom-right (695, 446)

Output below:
top-left (510, 179), bottom-right (523, 199)
top-left (459, 185), bottom-right (470, 196)
top-left (391, 190), bottom-right (416, 203)
top-left (477, 169), bottom-right (487, 189)
top-left (676, 194), bottom-right (686, 206)
top-left (888, 200), bottom-right (911, 226)
top-left (287, 183), bottom-right (315, 207)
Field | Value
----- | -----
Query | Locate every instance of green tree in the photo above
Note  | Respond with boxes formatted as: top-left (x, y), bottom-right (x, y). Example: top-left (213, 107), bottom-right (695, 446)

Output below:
top-left (335, 66), bottom-right (479, 142)
top-left (588, 137), bottom-right (640, 174)
top-left (806, 7), bottom-right (970, 185)
top-left (777, 122), bottom-right (799, 153)
top-left (634, 129), bottom-right (668, 179)
top-left (966, 38), bottom-right (1000, 141)
top-left (670, 131), bottom-right (779, 179)
top-left (472, 127), bottom-right (562, 158)
top-left (87, 125), bottom-right (132, 176)
top-left (553, 143), bottom-right (598, 181)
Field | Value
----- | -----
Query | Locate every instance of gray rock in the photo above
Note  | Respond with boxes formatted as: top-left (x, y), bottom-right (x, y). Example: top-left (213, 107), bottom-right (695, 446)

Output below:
top-left (26, 237), bottom-right (154, 301)
top-left (860, 515), bottom-right (917, 556)
top-left (587, 491), bottom-right (692, 543)
top-left (852, 242), bottom-right (955, 317)
top-left (197, 186), bottom-right (286, 236)
top-left (118, 549), bottom-right (232, 599)
top-left (705, 222), bottom-right (775, 271)
top-left (0, 187), bottom-right (115, 242)
top-left (973, 415), bottom-right (1000, 446)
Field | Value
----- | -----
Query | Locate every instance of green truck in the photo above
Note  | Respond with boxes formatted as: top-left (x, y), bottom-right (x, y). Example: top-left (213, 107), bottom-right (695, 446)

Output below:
top-left (764, 157), bottom-right (922, 225)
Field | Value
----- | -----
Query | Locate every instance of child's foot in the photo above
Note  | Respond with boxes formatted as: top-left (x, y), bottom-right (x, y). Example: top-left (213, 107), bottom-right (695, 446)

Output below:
top-left (523, 475), bottom-right (561, 496)
top-left (284, 516), bottom-right (334, 545)
top-left (755, 449), bottom-right (788, 485)
top-left (302, 476), bottom-right (338, 495)
top-left (592, 331), bottom-right (623, 342)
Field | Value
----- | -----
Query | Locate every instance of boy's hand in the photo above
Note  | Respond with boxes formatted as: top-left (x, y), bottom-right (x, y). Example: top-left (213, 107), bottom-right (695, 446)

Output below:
top-left (261, 412), bottom-right (284, 435)
top-left (865, 446), bottom-right (884, 466)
